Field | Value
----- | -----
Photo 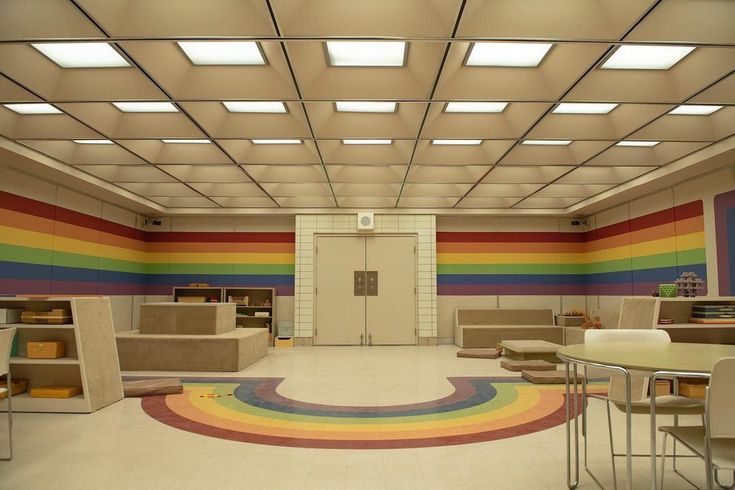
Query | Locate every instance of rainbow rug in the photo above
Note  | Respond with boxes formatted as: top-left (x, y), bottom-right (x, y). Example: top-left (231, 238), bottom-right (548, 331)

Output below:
top-left (141, 376), bottom-right (604, 449)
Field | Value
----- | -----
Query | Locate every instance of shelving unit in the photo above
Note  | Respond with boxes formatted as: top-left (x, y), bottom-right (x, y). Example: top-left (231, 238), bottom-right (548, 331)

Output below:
top-left (172, 287), bottom-right (223, 303)
top-left (0, 297), bottom-right (123, 413)
top-left (224, 287), bottom-right (277, 340)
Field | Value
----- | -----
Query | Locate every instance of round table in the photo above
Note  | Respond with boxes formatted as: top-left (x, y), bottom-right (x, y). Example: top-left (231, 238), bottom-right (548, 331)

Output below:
top-left (557, 342), bottom-right (735, 490)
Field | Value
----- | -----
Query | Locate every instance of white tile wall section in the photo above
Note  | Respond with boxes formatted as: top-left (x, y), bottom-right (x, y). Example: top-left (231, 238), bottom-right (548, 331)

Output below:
top-left (295, 214), bottom-right (437, 340)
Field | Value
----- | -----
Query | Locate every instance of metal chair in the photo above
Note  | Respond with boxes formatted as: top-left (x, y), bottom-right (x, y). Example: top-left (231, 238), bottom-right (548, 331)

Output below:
top-left (659, 357), bottom-right (735, 490)
top-left (0, 327), bottom-right (16, 460)
top-left (583, 329), bottom-right (705, 489)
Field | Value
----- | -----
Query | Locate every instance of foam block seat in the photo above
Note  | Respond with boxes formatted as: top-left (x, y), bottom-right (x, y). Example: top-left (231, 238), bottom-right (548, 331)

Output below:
top-left (454, 308), bottom-right (562, 348)
top-left (139, 302), bottom-right (235, 335)
top-left (116, 328), bottom-right (268, 372)
top-left (501, 340), bottom-right (562, 363)
top-left (500, 359), bottom-right (557, 372)
top-left (522, 370), bottom-right (584, 384)
top-left (123, 378), bottom-right (183, 397)
top-left (456, 348), bottom-right (501, 359)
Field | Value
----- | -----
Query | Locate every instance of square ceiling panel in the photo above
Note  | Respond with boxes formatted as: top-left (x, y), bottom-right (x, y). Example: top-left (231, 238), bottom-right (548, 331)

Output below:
top-left (181, 102), bottom-right (310, 139)
top-left (74, 164), bottom-right (176, 183)
top-left (76, 0), bottom-right (275, 37)
top-left (261, 182), bottom-right (333, 197)
top-left (0, 106), bottom-right (99, 139)
top-left (690, 74), bottom-right (735, 105)
top-left (467, 183), bottom-right (544, 198)
top-left (274, 196), bottom-right (335, 207)
top-left (332, 183), bottom-right (401, 198)
top-left (119, 41), bottom-right (298, 100)
top-left (118, 182), bottom-right (202, 197)
top-left (513, 197), bottom-right (585, 208)
top-left (337, 196), bottom-right (397, 208)
top-left (286, 41), bottom-right (446, 99)
top-left (0, 76), bottom-right (42, 103)
top-left (398, 197), bottom-right (459, 208)
top-left (533, 183), bottom-right (615, 198)
top-left (160, 165), bottom-right (252, 183)
top-left (401, 183), bottom-right (472, 197)
top-left (499, 140), bottom-right (611, 165)
top-left (456, 197), bottom-right (522, 208)
top-left (306, 102), bottom-right (427, 139)
top-left (627, 107), bottom-right (735, 142)
top-left (556, 166), bottom-right (655, 184)
top-left (0, 0), bottom-right (104, 41)
top-left (435, 42), bottom-right (608, 101)
top-left (406, 165), bottom-right (491, 183)
top-left (458, 0), bottom-right (652, 40)
top-left (422, 102), bottom-right (550, 139)
top-left (116, 140), bottom-right (231, 165)
top-left (271, 0), bottom-right (462, 37)
top-left (318, 140), bottom-right (414, 164)
top-left (146, 196), bottom-right (218, 208)
top-left (210, 196), bottom-right (277, 208)
top-left (413, 140), bottom-right (514, 165)
top-left (567, 47), bottom-right (735, 103)
top-left (220, 139), bottom-right (320, 165)
top-left (626, 0), bottom-right (735, 44)
top-left (327, 165), bottom-right (407, 183)
top-left (585, 141), bottom-right (710, 166)
top-left (17, 140), bottom-right (146, 165)
top-left (189, 182), bottom-right (265, 197)
top-left (526, 104), bottom-right (673, 140)
top-left (245, 164), bottom-right (327, 183)
top-left (482, 166), bottom-right (575, 184)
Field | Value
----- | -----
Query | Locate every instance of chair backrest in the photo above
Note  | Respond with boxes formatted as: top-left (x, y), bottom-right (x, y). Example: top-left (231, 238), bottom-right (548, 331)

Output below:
top-left (617, 297), bottom-right (658, 329)
top-left (585, 329), bottom-right (671, 402)
top-left (708, 357), bottom-right (735, 439)
top-left (0, 327), bottom-right (16, 377)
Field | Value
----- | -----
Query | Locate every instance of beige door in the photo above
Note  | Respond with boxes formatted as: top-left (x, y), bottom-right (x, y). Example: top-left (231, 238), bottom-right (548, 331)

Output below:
top-left (366, 236), bottom-right (417, 345)
top-left (314, 236), bottom-right (365, 345)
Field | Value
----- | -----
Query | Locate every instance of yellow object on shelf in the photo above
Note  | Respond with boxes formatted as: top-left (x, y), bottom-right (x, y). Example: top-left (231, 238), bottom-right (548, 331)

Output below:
top-left (178, 296), bottom-right (207, 303)
top-left (679, 381), bottom-right (707, 399)
top-left (274, 336), bottom-right (294, 348)
top-left (27, 340), bottom-right (65, 359)
top-left (21, 308), bottom-right (72, 324)
top-left (30, 386), bottom-right (83, 399)
top-left (0, 378), bottom-right (28, 399)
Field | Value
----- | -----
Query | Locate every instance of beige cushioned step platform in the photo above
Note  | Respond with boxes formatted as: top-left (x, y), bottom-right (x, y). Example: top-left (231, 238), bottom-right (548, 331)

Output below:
top-left (500, 359), bottom-right (557, 372)
top-left (139, 302), bottom-right (235, 335)
top-left (456, 348), bottom-right (500, 359)
top-left (123, 378), bottom-right (183, 397)
top-left (116, 328), bottom-right (267, 372)
top-left (522, 370), bottom-right (584, 384)
top-left (455, 308), bottom-right (561, 348)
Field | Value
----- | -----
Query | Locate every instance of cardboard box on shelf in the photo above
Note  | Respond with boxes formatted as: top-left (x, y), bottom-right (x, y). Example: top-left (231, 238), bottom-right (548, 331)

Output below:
top-left (177, 296), bottom-right (207, 303)
top-left (27, 341), bottom-right (66, 359)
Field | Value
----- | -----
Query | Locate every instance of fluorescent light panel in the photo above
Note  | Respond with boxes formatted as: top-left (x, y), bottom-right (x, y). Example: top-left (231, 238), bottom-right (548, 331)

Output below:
top-left (3, 103), bottom-right (61, 114)
top-left (432, 139), bottom-right (482, 145)
top-left (553, 103), bottom-right (618, 114)
top-left (342, 139), bottom-right (392, 145)
top-left (444, 102), bottom-right (508, 113)
top-left (73, 139), bottom-right (113, 145)
top-left (31, 42), bottom-right (129, 68)
top-left (223, 101), bottom-right (287, 113)
top-left (335, 101), bottom-right (396, 113)
top-left (161, 139), bottom-right (210, 144)
top-left (616, 140), bottom-right (659, 147)
top-left (178, 42), bottom-right (265, 65)
top-left (668, 105), bottom-right (723, 115)
top-left (251, 139), bottom-right (302, 145)
top-left (466, 42), bottom-right (553, 67)
top-left (601, 45), bottom-right (695, 70)
top-left (112, 102), bottom-right (178, 113)
top-left (326, 42), bottom-right (406, 67)
top-left (522, 139), bottom-right (572, 146)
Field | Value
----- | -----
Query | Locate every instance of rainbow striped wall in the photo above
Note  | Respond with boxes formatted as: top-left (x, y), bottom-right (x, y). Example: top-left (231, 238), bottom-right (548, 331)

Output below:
top-left (715, 188), bottom-right (735, 296)
top-left (0, 190), bottom-right (295, 296)
top-left (437, 200), bottom-right (706, 296)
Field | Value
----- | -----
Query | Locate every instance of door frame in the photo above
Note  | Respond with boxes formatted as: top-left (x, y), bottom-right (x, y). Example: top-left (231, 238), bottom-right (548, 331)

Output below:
top-left (313, 233), bottom-right (418, 346)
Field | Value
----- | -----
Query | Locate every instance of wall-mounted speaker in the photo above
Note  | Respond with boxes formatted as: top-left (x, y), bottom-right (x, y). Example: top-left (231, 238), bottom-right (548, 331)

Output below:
top-left (357, 212), bottom-right (374, 230)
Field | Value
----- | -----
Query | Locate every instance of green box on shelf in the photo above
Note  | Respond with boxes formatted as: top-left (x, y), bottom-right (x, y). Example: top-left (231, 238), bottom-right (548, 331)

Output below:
top-left (10, 333), bottom-right (18, 357)
top-left (658, 283), bottom-right (677, 298)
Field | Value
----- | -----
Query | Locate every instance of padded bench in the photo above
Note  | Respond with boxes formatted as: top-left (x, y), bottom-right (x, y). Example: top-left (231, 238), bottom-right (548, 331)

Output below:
top-left (454, 308), bottom-right (563, 348)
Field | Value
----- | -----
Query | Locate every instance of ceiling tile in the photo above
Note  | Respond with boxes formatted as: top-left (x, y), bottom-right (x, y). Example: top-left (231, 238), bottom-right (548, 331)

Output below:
top-left (189, 182), bottom-right (264, 197)
top-left (146, 196), bottom-right (218, 207)
top-left (401, 183), bottom-right (473, 197)
top-left (181, 102), bottom-right (310, 139)
top-left (332, 183), bottom-right (401, 197)
top-left (468, 183), bottom-right (544, 197)
top-left (398, 196), bottom-right (458, 208)
top-left (0, 107), bottom-right (100, 139)
top-left (456, 197), bottom-right (521, 208)
top-left (556, 166), bottom-right (655, 184)
top-left (18, 140), bottom-right (145, 165)
top-left (306, 102), bottom-right (427, 139)
top-left (327, 165), bottom-right (407, 183)
top-left (690, 74), bottom-right (735, 105)
top-left (626, 0), bottom-right (735, 44)
top-left (74, 164), bottom-right (176, 183)
top-left (413, 139), bottom-right (514, 165)
top-left (118, 182), bottom-right (202, 197)
top-left (422, 102), bottom-right (551, 139)
top-left (337, 196), bottom-right (397, 208)
top-left (261, 182), bottom-right (333, 197)
top-left (274, 196), bottom-right (335, 207)
top-left (0, 76), bottom-right (43, 103)
top-left (0, 0), bottom-right (105, 40)
top-left (209, 196), bottom-right (277, 208)
top-left (534, 183), bottom-right (614, 198)
top-left (513, 197), bottom-right (584, 208)
top-left (499, 141), bottom-right (611, 165)
top-left (246, 164), bottom-right (327, 183)
top-left (220, 139), bottom-right (321, 164)
top-left (116, 140), bottom-right (231, 164)
top-left (482, 166), bottom-right (575, 184)
top-left (586, 141), bottom-right (710, 166)
top-left (319, 140), bottom-right (414, 164)
top-left (160, 165), bottom-right (252, 182)
top-left (406, 165), bottom-right (490, 183)
top-left (627, 107), bottom-right (735, 142)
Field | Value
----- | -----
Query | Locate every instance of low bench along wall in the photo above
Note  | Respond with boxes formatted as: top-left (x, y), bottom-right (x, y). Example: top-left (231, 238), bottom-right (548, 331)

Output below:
top-left (454, 308), bottom-right (562, 348)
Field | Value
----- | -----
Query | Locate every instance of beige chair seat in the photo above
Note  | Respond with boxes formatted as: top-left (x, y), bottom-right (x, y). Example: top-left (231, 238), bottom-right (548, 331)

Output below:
top-left (659, 426), bottom-right (735, 470)
top-left (612, 395), bottom-right (705, 415)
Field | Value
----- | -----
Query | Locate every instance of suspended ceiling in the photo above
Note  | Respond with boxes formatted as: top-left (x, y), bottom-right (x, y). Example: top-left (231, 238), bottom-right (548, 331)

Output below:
top-left (0, 0), bottom-right (733, 216)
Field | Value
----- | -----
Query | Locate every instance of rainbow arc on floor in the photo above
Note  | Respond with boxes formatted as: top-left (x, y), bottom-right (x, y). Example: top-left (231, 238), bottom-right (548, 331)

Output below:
top-left (142, 377), bottom-right (604, 449)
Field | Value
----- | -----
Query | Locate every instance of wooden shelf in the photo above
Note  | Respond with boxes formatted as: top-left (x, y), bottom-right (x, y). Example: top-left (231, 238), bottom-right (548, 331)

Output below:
top-left (11, 356), bottom-right (80, 365)
top-left (2, 323), bottom-right (75, 329)
top-left (237, 315), bottom-right (272, 319)
top-left (0, 392), bottom-right (88, 413)
top-left (235, 306), bottom-right (272, 309)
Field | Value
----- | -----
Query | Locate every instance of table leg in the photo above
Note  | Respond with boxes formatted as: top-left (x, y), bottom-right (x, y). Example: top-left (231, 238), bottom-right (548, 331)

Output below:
top-left (650, 373), bottom-right (659, 490)
top-left (566, 361), bottom-right (579, 489)
top-left (625, 369), bottom-right (633, 490)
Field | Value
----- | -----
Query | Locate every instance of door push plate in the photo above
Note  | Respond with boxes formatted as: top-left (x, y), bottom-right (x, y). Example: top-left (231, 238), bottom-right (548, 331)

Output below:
top-left (354, 271), bottom-right (366, 296)
top-left (366, 271), bottom-right (378, 296)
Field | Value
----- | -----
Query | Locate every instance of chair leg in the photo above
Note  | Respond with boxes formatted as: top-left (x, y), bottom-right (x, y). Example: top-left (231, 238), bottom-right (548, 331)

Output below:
top-left (1, 383), bottom-right (12, 461)
top-left (660, 432), bottom-right (669, 490)
top-left (606, 399), bottom-right (619, 490)
top-left (704, 438), bottom-right (714, 490)
top-left (714, 470), bottom-right (735, 490)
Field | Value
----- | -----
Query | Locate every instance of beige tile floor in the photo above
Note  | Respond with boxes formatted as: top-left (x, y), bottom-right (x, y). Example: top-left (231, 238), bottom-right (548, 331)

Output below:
top-left (0, 345), bottom-right (718, 489)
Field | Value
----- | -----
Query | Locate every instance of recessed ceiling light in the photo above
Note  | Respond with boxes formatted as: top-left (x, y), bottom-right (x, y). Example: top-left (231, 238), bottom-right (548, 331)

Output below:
top-left (73, 139), bottom-right (113, 145)
top-left (431, 139), bottom-right (482, 145)
top-left (465, 42), bottom-right (553, 67)
top-left (251, 139), bottom-right (302, 145)
top-left (112, 102), bottom-right (178, 113)
top-left (178, 41), bottom-right (265, 65)
top-left (3, 103), bottom-right (62, 115)
top-left (552, 103), bottom-right (619, 114)
top-left (161, 139), bottom-right (210, 144)
top-left (326, 41), bottom-right (406, 67)
top-left (222, 101), bottom-right (287, 113)
top-left (444, 102), bottom-right (508, 113)
top-left (31, 42), bottom-right (129, 68)
top-left (342, 139), bottom-right (393, 145)
top-left (335, 101), bottom-right (397, 113)
top-left (616, 140), bottom-right (660, 147)
top-left (601, 45), bottom-right (695, 70)
top-left (522, 139), bottom-right (572, 146)
top-left (668, 105), bottom-right (724, 115)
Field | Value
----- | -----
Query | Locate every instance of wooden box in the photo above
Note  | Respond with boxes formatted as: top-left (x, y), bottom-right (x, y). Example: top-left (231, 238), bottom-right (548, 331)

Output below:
top-left (679, 380), bottom-right (707, 399)
top-left (0, 378), bottom-right (28, 399)
top-left (655, 380), bottom-right (671, 396)
top-left (30, 386), bottom-right (82, 398)
top-left (21, 309), bottom-right (72, 324)
top-left (228, 295), bottom-right (249, 306)
top-left (177, 296), bottom-right (207, 303)
top-left (27, 340), bottom-right (65, 359)
top-left (274, 336), bottom-right (294, 348)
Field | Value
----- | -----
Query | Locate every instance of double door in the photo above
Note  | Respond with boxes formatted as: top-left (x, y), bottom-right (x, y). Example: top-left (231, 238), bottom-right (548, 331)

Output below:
top-left (315, 235), bottom-right (417, 345)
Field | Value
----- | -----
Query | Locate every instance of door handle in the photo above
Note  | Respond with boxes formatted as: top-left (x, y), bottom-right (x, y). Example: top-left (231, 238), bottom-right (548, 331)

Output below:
top-left (366, 271), bottom-right (378, 296)
top-left (354, 271), bottom-right (366, 296)
top-left (360, 333), bottom-right (364, 346)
